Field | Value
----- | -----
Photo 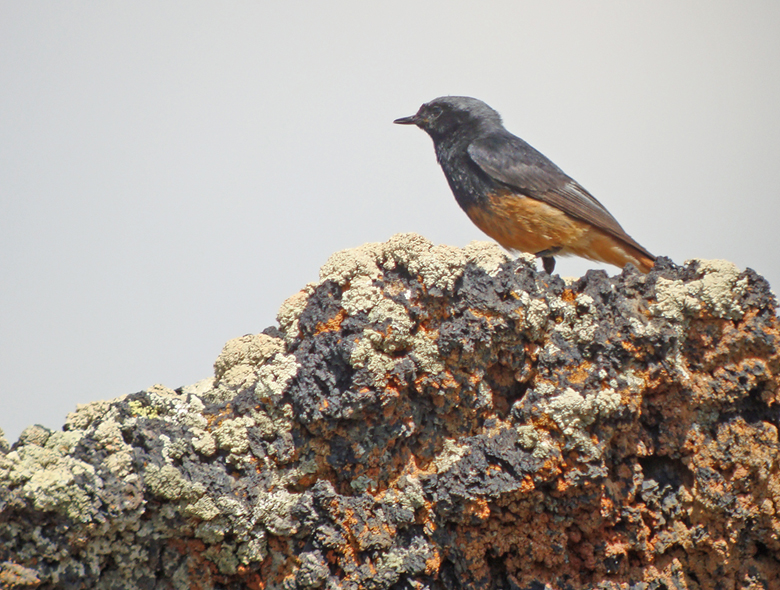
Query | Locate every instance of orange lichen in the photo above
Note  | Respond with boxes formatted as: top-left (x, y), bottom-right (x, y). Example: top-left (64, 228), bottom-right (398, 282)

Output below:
top-left (313, 309), bottom-right (347, 335)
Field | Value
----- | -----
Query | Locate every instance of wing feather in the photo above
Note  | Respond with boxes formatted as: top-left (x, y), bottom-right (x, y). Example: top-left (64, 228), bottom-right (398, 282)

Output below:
top-left (467, 132), bottom-right (653, 259)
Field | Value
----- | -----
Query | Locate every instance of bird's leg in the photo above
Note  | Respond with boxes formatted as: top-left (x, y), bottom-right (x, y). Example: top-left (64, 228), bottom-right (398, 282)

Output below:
top-left (535, 247), bottom-right (561, 274)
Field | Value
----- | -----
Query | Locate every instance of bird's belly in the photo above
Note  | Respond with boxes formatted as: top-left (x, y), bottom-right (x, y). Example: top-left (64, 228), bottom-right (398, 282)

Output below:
top-left (465, 192), bottom-right (590, 254)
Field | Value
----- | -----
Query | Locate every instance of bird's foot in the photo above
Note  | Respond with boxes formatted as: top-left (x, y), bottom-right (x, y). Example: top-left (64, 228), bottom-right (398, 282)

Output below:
top-left (535, 248), bottom-right (561, 274)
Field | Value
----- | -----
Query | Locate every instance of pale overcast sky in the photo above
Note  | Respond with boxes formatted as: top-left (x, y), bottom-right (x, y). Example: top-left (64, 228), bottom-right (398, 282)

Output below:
top-left (2, 2), bottom-right (779, 442)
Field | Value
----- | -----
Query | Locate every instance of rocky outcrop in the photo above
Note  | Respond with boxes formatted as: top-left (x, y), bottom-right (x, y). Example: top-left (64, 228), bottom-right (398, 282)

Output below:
top-left (1, 233), bottom-right (779, 590)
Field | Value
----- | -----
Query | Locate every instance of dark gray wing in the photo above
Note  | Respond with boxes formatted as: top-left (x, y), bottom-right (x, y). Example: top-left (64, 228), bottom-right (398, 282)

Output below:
top-left (467, 132), bottom-right (653, 257)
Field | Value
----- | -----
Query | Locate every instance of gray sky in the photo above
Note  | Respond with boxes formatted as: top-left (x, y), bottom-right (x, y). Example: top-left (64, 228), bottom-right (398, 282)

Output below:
top-left (2, 2), bottom-right (779, 443)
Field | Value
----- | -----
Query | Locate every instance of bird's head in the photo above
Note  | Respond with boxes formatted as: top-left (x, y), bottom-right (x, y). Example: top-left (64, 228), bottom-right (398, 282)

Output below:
top-left (394, 96), bottom-right (502, 142)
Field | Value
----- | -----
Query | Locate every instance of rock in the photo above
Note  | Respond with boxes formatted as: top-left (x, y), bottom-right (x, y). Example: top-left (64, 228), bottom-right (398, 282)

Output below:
top-left (1, 233), bottom-right (778, 589)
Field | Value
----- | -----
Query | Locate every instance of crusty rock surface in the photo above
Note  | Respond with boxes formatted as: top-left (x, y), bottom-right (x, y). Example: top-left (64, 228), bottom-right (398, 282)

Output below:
top-left (1, 233), bottom-right (779, 590)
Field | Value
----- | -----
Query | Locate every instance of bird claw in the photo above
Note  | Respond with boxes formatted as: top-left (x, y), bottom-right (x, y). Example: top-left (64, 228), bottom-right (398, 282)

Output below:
top-left (535, 248), bottom-right (561, 274)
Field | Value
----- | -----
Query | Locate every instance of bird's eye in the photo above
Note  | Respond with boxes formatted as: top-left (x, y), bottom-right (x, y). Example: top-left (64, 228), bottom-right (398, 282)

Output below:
top-left (427, 105), bottom-right (443, 118)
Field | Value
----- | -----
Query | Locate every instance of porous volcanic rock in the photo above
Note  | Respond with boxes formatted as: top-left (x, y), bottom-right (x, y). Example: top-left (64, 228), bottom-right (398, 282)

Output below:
top-left (1, 233), bottom-right (779, 590)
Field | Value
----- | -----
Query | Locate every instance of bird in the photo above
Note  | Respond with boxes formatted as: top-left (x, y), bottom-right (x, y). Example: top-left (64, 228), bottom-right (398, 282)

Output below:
top-left (394, 96), bottom-right (655, 274)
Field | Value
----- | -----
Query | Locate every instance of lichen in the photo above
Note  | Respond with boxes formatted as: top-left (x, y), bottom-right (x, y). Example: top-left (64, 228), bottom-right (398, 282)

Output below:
top-left (2, 239), bottom-right (778, 590)
top-left (214, 416), bottom-right (252, 454)
top-left (318, 241), bottom-right (384, 285)
top-left (277, 289), bottom-right (313, 343)
top-left (463, 240), bottom-right (511, 276)
top-left (545, 387), bottom-right (623, 458)
top-left (185, 495), bottom-right (221, 521)
top-left (253, 489), bottom-right (300, 536)
top-left (341, 276), bottom-right (383, 315)
top-left (652, 259), bottom-right (749, 322)
top-left (254, 351), bottom-right (300, 403)
top-left (144, 464), bottom-right (200, 501)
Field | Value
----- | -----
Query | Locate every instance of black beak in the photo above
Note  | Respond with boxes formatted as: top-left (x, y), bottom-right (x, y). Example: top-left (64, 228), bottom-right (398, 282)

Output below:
top-left (393, 115), bottom-right (419, 125)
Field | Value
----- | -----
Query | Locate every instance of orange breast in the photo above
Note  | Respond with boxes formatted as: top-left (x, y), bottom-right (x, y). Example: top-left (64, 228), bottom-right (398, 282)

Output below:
top-left (465, 192), bottom-right (654, 272)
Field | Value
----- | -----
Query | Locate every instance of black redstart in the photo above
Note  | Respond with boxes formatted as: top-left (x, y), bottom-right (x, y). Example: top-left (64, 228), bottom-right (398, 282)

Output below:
top-left (394, 96), bottom-right (655, 273)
